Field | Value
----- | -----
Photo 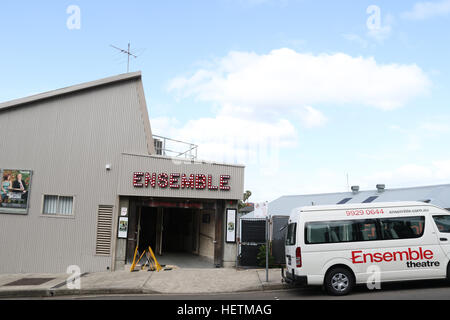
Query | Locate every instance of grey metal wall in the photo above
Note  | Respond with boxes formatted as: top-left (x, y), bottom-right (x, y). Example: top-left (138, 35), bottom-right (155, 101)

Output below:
top-left (271, 216), bottom-right (289, 264)
top-left (118, 153), bottom-right (245, 201)
top-left (0, 76), bottom-right (152, 274)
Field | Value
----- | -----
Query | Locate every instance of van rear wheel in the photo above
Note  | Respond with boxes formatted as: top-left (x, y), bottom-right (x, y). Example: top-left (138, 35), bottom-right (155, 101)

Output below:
top-left (325, 268), bottom-right (354, 296)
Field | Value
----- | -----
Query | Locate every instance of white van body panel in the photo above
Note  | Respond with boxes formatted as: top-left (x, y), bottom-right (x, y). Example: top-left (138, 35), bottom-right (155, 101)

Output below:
top-left (285, 201), bottom-right (450, 288)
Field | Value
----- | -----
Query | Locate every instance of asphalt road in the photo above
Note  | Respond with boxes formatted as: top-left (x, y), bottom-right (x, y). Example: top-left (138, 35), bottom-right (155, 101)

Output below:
top-left (32, 278), bottom-right (450, 300)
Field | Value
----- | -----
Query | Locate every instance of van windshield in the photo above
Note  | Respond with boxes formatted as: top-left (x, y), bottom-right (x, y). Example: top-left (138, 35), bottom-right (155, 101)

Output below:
top-left (433, 215), bottom-right (450, 233)
top-left (286, 223), bottom-right (297, 246)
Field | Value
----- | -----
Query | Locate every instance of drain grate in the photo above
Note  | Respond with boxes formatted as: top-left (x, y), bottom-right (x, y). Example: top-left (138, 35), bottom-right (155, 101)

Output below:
top-left (3, 278), bottom-right (55, 286)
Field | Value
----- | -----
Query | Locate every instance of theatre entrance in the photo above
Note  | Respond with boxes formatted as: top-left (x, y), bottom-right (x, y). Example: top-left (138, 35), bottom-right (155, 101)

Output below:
top-left (139, 206), bottom-right (199, 256)
top-left (126, 198), bottom-right (219, 268)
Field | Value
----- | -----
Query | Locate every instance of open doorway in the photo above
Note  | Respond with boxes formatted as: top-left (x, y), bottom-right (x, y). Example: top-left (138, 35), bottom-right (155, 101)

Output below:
top-left (138, 206), bottom-right (157, 252)
top-left (138, 207), bottom-right (199, 256)
top-left (162, 208), bottom-right (197, 254)
top-left (128, 204), bottom-right (215, 268)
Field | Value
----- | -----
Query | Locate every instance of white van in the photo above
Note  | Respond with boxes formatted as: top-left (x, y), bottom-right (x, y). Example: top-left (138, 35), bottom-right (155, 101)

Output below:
top-left (283, 201), bottom-right (450, 295)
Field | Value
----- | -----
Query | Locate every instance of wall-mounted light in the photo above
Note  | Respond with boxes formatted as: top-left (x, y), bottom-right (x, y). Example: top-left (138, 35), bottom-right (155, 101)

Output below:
top-left (106, 164), bottom-right (112, 171)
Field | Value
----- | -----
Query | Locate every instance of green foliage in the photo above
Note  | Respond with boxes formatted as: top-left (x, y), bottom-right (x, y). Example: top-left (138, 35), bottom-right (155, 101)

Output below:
top-left (238, 190), bottom-right (252, 210)
top-left (256, 243), bottom-right (276, 268)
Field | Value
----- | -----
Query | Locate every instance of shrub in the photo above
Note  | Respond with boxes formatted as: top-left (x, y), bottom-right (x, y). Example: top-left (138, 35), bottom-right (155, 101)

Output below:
top-left (256, 243), bottom-right (276, 268)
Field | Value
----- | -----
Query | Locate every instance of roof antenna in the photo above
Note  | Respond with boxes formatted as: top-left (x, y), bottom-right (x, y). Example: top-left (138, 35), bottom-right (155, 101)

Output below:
top-left (110, 42), bottom-right (138, 73)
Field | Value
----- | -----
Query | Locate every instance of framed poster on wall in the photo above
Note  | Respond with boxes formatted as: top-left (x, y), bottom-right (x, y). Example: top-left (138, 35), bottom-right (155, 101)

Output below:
top-left (226, 208), bottom-right (237, 243)
top-left (118, 217), bottom-right (129, 239)
top-left (0, 169), bottom-right (32, 215)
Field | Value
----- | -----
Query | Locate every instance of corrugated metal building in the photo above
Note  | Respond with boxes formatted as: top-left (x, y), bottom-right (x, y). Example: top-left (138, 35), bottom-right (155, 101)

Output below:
top-left (0, 72), bottom-right (244, 274)
top-left (266, 184), bottom-right (450, 218)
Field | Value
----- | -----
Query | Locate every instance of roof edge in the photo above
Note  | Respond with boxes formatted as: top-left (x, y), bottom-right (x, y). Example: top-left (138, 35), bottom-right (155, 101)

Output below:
top-left (121, 152), bottom-right (246, 169)
top-left (0, 71), bottom-right (142, 111)
top-left (297, 201), bottom-right (441, 212)
top-left (271, 183), bottom-right (450, 202)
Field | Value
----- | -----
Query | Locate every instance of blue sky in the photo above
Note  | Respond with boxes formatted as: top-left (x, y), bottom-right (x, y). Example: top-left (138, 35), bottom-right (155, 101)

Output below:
top-left (1, 0), bottom-right (450, 202)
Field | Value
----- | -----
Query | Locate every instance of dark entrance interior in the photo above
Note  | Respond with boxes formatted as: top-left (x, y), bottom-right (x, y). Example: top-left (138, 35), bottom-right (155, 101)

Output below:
top-left (138, 207), bottom-right (198, 255)
top-left (138, 207), bottom-right (157, 251)
top-left (162, 208), bottom-right (196, 253)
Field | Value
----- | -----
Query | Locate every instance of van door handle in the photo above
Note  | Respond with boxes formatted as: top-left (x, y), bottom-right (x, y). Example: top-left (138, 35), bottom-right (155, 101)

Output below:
top-left (440, 238), bottom-right (448, 242)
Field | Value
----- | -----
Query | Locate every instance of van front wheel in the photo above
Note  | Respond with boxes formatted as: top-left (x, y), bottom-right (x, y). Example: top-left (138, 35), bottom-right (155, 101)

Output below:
top-left (325, 268), bottom-right (354, 296)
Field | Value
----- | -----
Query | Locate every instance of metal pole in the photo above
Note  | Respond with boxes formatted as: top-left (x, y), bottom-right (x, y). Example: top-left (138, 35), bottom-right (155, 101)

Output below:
top-left (127, 43), bottom-right (130, 73)
top-left (266, 216), bottom-right (269, 282)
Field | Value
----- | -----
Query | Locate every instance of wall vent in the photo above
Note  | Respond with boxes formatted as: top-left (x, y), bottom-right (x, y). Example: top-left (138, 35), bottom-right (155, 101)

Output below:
top-left (95, 205), bottom-right (114, 256)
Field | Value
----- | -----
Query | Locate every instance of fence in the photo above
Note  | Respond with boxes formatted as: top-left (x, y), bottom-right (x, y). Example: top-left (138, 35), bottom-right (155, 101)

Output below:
top-left (153, 135), bottom-right (198, 160)
top-left (236, 215), bottom-right (289, 268)
top-left (238, 218), bottom-right (266, 267)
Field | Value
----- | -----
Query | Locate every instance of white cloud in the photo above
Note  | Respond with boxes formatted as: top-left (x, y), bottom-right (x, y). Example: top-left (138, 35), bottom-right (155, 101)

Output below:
top-left (151, 115), bottom-right (297, 171)
top-left (402, 0), bottom-right (450, 20)
top-left (433, 160), bottom-right (450, 177)
top-left (162, 49), bottom-right (432, 199)
top-left (150, 116), bottom-right (180, 138)
top-left (296, 106), bottom-right (328, 128)
top-left (361, 161), bottom-right (450, 189)
top-left (420, 122), bottom-right (450, 133)
top-left (388, 119), bottom-right (450, 152)
top-left (169, 48), bottom-right (431, 112)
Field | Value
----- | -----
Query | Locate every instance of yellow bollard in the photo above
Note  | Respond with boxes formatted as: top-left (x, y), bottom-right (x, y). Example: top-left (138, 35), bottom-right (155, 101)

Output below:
top-left (129, 246), bottom-right (139, 272)
top-left (148, 246), bottom-right (162, 272)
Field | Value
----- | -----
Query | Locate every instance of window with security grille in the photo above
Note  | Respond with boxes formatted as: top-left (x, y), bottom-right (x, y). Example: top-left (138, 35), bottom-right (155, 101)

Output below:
top-left (43, 195), bottom-right (74, 216)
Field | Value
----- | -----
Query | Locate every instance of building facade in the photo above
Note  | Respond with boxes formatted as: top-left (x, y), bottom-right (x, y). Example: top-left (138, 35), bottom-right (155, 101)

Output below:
top-left (0, 72), bottom-right (244, 274)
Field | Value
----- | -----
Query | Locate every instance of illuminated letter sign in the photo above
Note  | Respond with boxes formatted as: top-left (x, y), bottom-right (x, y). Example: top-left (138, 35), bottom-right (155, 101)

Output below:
top-left (133, 172), bottom-right (230, 191)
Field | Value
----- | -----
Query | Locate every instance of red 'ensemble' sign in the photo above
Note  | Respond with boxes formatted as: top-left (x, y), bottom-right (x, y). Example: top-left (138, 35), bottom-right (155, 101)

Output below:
top-left (133, 172), bottom-right (231, 191)
top-left (351, 247), bottom-right (433, 264)
top-left (351, 247), bottom-right (441, 268)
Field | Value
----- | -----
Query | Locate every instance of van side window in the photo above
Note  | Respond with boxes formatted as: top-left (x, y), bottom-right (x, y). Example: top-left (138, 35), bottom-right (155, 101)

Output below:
top-left (305, 217), bottom-right (425, 244)
top-left (307, 223), bottom-right (329, 244)
top-left (305, 220), bottom-right (362, 244)
top-left (433, 215), bottom-right (450, 233)
top-left (286, 223), bottom-right (297, 246)
top-left (359, 221), bottom-right (379, 241)
top-left (380, 216), bottom-right (425, 239)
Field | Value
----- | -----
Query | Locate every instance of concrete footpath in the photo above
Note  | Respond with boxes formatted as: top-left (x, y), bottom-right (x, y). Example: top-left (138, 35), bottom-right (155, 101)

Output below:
top-left (0, 268), bottom-right (289, 298)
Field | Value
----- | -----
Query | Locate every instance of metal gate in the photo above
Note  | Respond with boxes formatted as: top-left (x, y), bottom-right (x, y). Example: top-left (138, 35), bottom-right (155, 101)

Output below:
top-left (238, 218), bottom-right (266, 267)
top-left (237, 215), bottom-right (289, 267)
top-left (271, 216), bottom-right (289, 265)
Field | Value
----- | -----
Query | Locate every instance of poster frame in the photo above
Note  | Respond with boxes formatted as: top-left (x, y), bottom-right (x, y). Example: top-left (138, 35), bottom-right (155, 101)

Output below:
top-left (226, 208), bottom-right (237, 243)
top-left (0, 169), bottom-right (33, 215)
